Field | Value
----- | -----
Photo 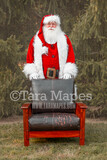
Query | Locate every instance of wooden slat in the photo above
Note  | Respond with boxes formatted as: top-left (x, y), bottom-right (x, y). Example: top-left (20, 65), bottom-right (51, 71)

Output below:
top-left (29, 131), bottom-right (80, 138)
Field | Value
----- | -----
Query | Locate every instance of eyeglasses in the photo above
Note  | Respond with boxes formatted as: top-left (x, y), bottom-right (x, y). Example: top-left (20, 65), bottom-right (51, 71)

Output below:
top-left (45, 22), bottom-right (57, 28)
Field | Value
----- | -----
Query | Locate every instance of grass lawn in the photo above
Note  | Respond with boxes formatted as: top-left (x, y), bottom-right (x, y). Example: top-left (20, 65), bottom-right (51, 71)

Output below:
top-left (0, 118), bottom-right (107, 160)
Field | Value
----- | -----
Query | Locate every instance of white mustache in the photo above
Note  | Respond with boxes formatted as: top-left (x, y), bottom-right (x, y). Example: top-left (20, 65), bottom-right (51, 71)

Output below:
top-left (48, 27), bottom-right (55, 30)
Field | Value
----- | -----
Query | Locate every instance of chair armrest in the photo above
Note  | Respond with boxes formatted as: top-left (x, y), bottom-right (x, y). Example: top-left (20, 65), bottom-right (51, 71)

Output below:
top-left (76, 103), bottom-right (87, 118)
top-left (76, 103), bottom-right (87, 109)
top-left (21, 103), bottom-right (32, 110)
top-left (21, 103), bottom-right (32, 118)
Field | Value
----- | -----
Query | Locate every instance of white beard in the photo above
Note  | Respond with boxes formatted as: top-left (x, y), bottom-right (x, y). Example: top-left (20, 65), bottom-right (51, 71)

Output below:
top-left (43, 25), bottom-right (62, 44)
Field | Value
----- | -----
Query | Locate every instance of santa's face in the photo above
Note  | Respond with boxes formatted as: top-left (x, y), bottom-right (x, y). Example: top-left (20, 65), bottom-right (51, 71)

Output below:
top-left (43, 21), bottom-right (62, 44)
top-left (45, 22), bottom-right (57, 30)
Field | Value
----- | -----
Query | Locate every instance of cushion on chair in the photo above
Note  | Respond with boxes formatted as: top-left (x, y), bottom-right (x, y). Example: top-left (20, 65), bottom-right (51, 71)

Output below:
top-left (31, 79), bottom-right (76, 113)
top-left (29, 113), bottom-right (80, 131)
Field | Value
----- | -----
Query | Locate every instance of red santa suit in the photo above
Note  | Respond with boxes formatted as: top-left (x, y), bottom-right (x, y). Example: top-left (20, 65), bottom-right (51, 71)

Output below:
top-left (23, 15), bottom-right (78, 79)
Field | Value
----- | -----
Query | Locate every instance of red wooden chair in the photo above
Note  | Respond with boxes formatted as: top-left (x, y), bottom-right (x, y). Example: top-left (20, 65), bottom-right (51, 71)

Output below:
top-left (21, 79), bottom-right (87, 146)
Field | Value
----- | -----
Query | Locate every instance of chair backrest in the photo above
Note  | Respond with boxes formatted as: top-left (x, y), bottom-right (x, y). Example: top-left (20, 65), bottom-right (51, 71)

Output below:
top-left (31, 79), bottom-right (76, 113)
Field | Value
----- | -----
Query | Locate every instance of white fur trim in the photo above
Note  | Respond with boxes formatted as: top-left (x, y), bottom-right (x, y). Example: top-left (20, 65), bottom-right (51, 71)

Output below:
top-left (64, 63), bottom-right (78, 78)
top-left (33, 32), bottom-right (45, 79)
top-left (23, 63), bottom-right (38, 78)
top-left (43, 15), bottom-right (60, 24)
top-left (57, 32), bottom-right (68, 78)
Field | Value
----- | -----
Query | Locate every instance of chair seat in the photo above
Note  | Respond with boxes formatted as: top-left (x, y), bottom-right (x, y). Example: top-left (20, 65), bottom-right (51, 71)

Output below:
top-left (29, 113), bottom-right (80, 131)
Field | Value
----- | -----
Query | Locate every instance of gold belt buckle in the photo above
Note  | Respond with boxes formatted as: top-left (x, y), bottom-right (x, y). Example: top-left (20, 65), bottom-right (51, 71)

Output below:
top-left (47, 68), bottom-right (56, 79)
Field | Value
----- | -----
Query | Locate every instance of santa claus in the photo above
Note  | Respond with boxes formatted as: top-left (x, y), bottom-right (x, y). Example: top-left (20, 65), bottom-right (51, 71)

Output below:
top-left (23, 15), bottom-right (78, 80)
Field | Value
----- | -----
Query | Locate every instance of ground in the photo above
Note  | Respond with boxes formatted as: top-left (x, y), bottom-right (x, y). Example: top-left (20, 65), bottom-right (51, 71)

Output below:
top-left (0, 116), bottom-right (107, 160)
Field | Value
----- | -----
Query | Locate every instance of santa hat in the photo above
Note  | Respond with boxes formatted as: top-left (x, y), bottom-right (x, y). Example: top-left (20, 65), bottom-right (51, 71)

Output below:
top-left (38, 15), bottom-right (60, 43)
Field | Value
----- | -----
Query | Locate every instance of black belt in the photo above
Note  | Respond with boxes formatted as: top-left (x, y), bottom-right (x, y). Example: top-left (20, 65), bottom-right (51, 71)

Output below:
top-left (47, 68), bottom-right (59, 79)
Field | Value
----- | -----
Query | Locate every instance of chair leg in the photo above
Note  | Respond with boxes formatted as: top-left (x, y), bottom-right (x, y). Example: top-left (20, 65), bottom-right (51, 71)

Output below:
top-left (79, 128), bottom-right (85, 145)
top-left (24, 138), bottom-right (29, 146)
top-left (24, 131), bottom-right (29, 146)
top-left (22, 109), bottom-right (30, 146)
top-left (79, 108), bottom-right (86, 145)
top-left (79, 137), bottom-right (85, 145)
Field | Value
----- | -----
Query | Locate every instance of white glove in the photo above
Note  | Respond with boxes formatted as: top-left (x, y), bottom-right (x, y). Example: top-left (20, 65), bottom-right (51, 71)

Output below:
top-left (41, 46), bottom-right (48, 56)
top-left (63, 73), bottom-right (72, 79)
top-left (29, 73), bottom-right (39, 80)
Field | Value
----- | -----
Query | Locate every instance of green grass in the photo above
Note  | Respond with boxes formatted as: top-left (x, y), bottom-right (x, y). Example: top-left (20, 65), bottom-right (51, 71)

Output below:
top-left (0, 121), bottom-right (107, 160)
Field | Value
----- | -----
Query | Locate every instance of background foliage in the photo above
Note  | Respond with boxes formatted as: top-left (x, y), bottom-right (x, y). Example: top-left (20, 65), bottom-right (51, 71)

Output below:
top-left (0, 0), bottom-right (106, 117)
